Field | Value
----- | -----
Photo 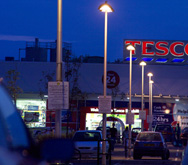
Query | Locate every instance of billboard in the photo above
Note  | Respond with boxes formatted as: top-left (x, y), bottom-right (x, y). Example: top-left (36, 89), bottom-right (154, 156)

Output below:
top-left (124, 39), bottom-right (188, 64)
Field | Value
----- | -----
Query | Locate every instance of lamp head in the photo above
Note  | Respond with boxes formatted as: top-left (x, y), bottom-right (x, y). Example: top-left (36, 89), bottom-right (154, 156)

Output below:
top-left (139, 61), bottom-right (146, 66)
top-left (126, 44), bottom-right (135, 51)
top-left (147, 72), bottom-right (153, 77)
top-left (150, 80), bottom-right (154, 84)
top-left (98, 1), bottom-right (114, 13)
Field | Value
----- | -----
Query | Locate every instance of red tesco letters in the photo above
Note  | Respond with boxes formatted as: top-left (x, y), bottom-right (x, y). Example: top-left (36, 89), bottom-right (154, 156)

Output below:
top-left (125, 40), bottom-right (188, 57)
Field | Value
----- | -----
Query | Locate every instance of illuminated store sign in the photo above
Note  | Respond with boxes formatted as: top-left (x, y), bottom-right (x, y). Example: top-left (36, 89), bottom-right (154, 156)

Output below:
top-left (90, 108), bottom-right (139, 113)
top-left (124, 39), bottom-right (188, 64)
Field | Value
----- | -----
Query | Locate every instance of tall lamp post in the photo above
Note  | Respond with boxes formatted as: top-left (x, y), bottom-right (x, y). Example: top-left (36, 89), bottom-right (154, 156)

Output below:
top-left (127, 44), bottom-right (135, 157)
top-left (147, 73), bottom-right (153, 131)
top-left (55, 0), bottom-right (63, 138)
top-left (139, 61), bottom-right (146, 132)
top-left (98, 2), bottom-right (114, 165)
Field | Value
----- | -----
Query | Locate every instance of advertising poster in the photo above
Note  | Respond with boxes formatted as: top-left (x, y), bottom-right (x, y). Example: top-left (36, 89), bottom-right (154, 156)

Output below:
top-left (173, 103), bottom-right (188, 129)
top-left (24, 112), bottom-right (39, 122)
top-left (151, 102), bottom-right (188, 129)
top-left (152, 103), bottom-right (174, 127)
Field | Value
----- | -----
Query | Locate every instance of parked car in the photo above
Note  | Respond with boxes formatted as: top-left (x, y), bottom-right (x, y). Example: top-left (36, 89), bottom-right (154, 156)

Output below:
top-left (0, 82), bottom-right (74, 164)
top-left (96, 126), bottom-right (111, 138)
top-left (182, 143), bottom-right (188, 165)
top-left (133, 131), bottom-right (170, 160)
top-left (131, 127), bottom-right (141, 143)
top-left (181, 127), bottom-right (188, 146)
top-left (73, 130), bottom-right (109, 158)
top-left (154, 124), bottom-right (174, 142)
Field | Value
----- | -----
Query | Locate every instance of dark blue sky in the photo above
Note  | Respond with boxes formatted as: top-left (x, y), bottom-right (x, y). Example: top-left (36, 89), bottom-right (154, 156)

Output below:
top-left (1, 0), bottom-right (188, 62)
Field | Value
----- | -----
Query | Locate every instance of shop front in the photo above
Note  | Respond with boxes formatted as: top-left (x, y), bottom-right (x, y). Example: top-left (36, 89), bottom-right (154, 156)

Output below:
top-left (16, 99), bottom-right (46, 128)
top-left (80, 107), bottom-right (146, 133)
top-left (80, 102), bottom-right (188, 133)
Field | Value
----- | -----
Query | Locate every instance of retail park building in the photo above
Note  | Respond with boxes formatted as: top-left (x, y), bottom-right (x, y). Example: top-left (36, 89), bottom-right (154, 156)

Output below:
top-left (1, 39), bottom-right (188, 135)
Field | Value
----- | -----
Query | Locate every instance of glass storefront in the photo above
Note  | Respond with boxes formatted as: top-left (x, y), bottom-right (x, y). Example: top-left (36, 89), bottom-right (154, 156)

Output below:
top-left (16, 99), bottom-right (46, 128)
top-left (85, 113), bottom-right (141, 130)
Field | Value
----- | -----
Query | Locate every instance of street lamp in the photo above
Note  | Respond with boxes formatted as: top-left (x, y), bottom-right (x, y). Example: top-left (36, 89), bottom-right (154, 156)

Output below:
top-left (55, 0), bottom-right (63, 138)
top-left (139, 61), bottom-right (146, 132)
top-left (127, 44), bottom-right (135, 157)
top-left (98, 2), bottom-right (114, 165)
top-left (147, 72), bottom-right (153, 131)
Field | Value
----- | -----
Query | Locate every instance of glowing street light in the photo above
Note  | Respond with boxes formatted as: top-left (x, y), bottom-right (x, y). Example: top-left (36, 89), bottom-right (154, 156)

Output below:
top-left (127, 44), bottom-right (135, 157)
top-left (147, 73), bottom-right (153, 131)
top-left (98, 2), bottom-right (114, 164)
top-left (139, 61), bottom-right (146, 132)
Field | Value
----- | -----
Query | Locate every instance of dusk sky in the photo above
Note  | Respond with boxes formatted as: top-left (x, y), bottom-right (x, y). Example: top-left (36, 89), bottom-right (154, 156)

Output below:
top-left (1, 0), bottom-right (188, 62)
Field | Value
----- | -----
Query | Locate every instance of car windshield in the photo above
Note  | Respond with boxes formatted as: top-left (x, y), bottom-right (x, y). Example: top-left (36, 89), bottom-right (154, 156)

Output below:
top-left (132, 128), bottom-right (141, 133)
top-left (155, 125), bottom-right (171, 132)
top-left (73, 132), bottom-right (101, 141)
top-left (137, 133), bottom-right (162, 141)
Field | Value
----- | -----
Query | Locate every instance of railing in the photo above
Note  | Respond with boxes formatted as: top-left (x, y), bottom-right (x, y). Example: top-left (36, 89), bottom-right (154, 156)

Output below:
top-left (97, 139), bottom-right (112, 165)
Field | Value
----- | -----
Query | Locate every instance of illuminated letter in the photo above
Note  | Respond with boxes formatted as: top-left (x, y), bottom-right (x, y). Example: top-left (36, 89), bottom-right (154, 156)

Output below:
top-left (142, 41), bottom-right (154, 56)
top-left (155, 41), bottom-right (169, 56)
top-left (184, 43), bottom-right (188, 56)
top-left (170, 42), bottom-right (184, 57)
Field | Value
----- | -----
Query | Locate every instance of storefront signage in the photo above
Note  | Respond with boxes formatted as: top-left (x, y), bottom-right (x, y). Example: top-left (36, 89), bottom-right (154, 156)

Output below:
top-left (173, 103), bottom-right (188, 128)
top-left (90, 108), bottom-right (139, 114)
top-left (48, 81), bottom-right (69, 110)
top-left (152, 114), bottom-right (173, 127)
top-left (153, 103), bottom-right (173, 114)
top-left (102, 71), bottom-right (120, 89)
top-left (98, 96), bottom-right (112, 114)
top-left (124, 40), bottom-right (188, 57)
top-left (124, 39), bottom-right (188, 64)
top-left (27, 105), bottom-right (39, 111)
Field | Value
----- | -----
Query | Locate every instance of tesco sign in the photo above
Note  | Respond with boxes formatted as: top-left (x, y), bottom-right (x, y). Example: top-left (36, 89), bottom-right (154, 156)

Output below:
top-left (124, 40), bottom-right (188, 57)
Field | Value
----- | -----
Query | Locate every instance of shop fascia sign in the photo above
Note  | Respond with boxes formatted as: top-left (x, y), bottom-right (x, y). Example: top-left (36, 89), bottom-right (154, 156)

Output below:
top-left (124, 40), bottom-right (188, 57)
top-left (90, 108), bottom-right (139, 113)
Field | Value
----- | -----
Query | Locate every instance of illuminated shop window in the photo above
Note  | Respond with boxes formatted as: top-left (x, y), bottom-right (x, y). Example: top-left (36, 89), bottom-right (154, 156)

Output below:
top-left (142, 57), bottom-right (153, 62)
top-left (124, 57), bottom-right (137, 62)
top-left (156, 58), bottom-right (168, 63)
top-left (16, 99), bottom-right (46, 128)
top-left (172, 58), bottom-right (184, 63)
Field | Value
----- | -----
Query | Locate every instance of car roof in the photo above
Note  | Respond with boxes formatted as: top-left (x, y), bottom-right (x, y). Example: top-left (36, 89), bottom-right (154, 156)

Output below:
top-left (75, 130), bottom-right (102, 133)
top-left (140, 131), bottom-right (160, 134)
top-left (156, 124), bottom-right (172, 126)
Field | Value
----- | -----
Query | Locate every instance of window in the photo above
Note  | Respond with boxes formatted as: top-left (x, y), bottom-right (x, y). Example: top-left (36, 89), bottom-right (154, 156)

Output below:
top-left (73, 132), bottom-right (101, 141)
top-left (137, 133), bottom-right (161, 141)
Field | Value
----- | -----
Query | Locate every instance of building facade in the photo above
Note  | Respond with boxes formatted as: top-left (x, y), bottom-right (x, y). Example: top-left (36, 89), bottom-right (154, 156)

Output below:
top-left (1, 60), bottom-right (188, 134)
